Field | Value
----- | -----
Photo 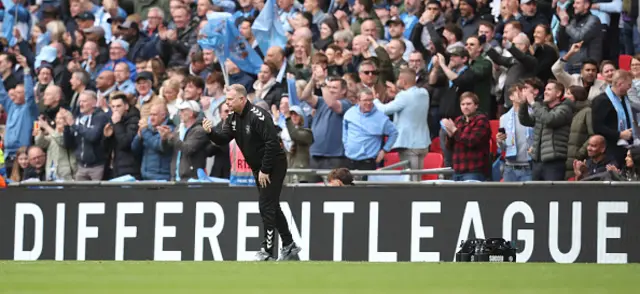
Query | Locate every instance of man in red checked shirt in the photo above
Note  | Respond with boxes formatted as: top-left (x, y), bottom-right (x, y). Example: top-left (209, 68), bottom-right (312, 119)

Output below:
top-left (442, 92), bottom-right (491, 181)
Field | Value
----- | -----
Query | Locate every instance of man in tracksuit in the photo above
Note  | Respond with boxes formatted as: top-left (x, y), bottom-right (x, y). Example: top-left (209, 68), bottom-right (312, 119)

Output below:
top-left (203, 84), bottom-right (301, 261)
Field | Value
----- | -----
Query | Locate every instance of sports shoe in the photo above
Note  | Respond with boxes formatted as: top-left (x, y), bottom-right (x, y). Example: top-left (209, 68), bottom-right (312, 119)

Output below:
top-left (255, 248), bottom-right (275, 261)
top-left (277, 242), bottom-right (302, 261)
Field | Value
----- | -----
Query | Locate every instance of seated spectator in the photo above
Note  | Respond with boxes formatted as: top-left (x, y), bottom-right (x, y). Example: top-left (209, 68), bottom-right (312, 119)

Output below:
top-left (327, 167), bottom-right (355, 186)
top-left (0, 56), bottom-right (38, 172)
top-left (442, 92), bottom-right (491, 182)
top-left (62, 91), bottom-right (110, 181)
top-left (34, 113), bottom-right (78, 181)
top-left (551, 42), bottom-right (606, 100)
top-left (132, 103), bottom-right (174, 181)
top-left (9, 147), bottom-right (29, 182)
top-left (573, 135), bottom-right (618, 181)
top-left (610, 147), bottom-right (640, 181)
top-left (103, 93), bottom-right (142, 179)
top-left (592, 70), bottom-right (637, 167)
top-left (343, 88), bottom-right (398, 179)
top-left (565, 86), bottom-right (593, 179)
top-left (159, 100), bottom-right (212, 181)
top-left (519, 80), bottom-right (574, 181)
top-left (23, 146), bottom-right (47, 181)
top-left (497, 85), bottom-right (534, 182)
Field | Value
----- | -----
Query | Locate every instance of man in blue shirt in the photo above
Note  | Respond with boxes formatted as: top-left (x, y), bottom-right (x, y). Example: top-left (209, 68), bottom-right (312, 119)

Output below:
top-left (343, 88), bottom-right (398, 179)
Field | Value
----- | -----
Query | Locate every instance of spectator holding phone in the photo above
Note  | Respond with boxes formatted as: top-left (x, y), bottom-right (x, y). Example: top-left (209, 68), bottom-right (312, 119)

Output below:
top-left (497, 84), bottom-right (534, 182)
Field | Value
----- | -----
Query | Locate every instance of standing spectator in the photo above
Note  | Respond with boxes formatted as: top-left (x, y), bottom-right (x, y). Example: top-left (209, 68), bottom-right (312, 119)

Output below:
top-left (132, 103), bottom-right (174, 181)
top-left (565, 86), bottom-right (594, 179)
top-left (0, 53), bottom-right (18, 91)
top-left (532, 24), bottom-right (560, 83)
top-left (253, 61), bottom-right (284, 108)
top-left (281, 103), bottom-right (313, 183)
top-left (34, 65), bottom-right (55, 111)
top-left (556, 0), bottom-right (603, 73)
top-left (519, 80), bottom-right (574, 181)
top-left (592, 70), bottom-right (636, 167)
top-left (343, 88), bottom-right (398, 178)
top-left (158, 5), bottom-right (198, 67)
top-left (497, 85), bottom-right (535, 182)
top-left (23, 146), bottom-right (47, 181)
top-left (208, 103), bottom-right (231, 179)
top-left (96, 71), bottom-right (117, 105)
top-left (114, 63), bottom-right (136, 95)
top-left (442, 92), bottom-right (491, 181)
top-left (374, 69), bottom-right (430, 181)
top-left (386, 16), bottom-right (415, 61)
top-left (34, 113), bottom-right (78, 181)
top-left (299, 74), bottom-right (353, 178)
top-left (226, 60), bottom-right (256, 94)
top-left (134, 72), bottom-right (163, 122)
top-left (118, 20), bottom-right (159, 62)
top-left (103, 93), bottom-right (142, 179)
top-left (41, 85), bottom-right (64, 126)
top-left (551, 42), bottom-right (606, 100)
top-left (457, 0), bottom-right (481, 41)
top-left (0, 56), bottom-right (38, 170)
top-left (159, 100), bottom-right (212, 181)
top-left (62, 91), bottom-right (110, 181)
top-left (9, 147), bottom-right (29, 182)
top-left (386, 39), bottom-right (409, 80)
top-left (518, 0), bottom-right (548, 39)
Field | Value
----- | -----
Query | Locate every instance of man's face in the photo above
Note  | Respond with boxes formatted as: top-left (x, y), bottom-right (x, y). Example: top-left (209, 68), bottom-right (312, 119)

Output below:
top-left (179, 108), bottom-right (194, 123)
top-left (574, 0), bottom-right (589, 14)
top-left (109, 42), bottom-right (127, 61)
top-left (615, 78), bottom-right (633, 96)
top-left (353, 37), bottom-right (369, 55)
top-left (239, 21), bottom-right (253, 40)
top-left (111, 21), bottom-right (123, 38)
top-left (70, 2), bottom-right (82, 16)
top-left (110, 98), bottom-right (129, 116)
top-left (82, 42), bottom-right (99, 60)
top-left (586, 137), bottom-right (604, 158)
top-left (219, 103), bottom-right (230, 121)
top-left (328, 80), bottom-right (345, 98)
top-left (408, 52), bottom-right (425, 72)
top-left (459, 1), bottom-right (473, 18)
top-left (149, 105), bottom-right (167, 127)
top-left (426, 4), bottom-right (441, 18)
top-left (114, 64), bottom-right (130, 83)
top-left (136, 80), bottom-right (152, 96)
top-left (352, 0), bottom-right (363, 14)
top-left (147, 10), bottom-right (163, 29)
top-left (460, 97), bottom-right (478, 116)
top-left (43, 86), bottom-right (60, 107)
top-left (265, 47), bottom-right (283, 64)
top-left (358, 93), bottom-right (374, 113)
top-left (197, 0), bottom-right (211, 16)
top-left (478, 24), bottom-right (494, 41)
top-left (361, 21), bottom-right (376, 38)
top-left (225, 89), bottom-right (245, 113)
top-left (581, 64), bottom-right (598, 83)
top-left (28, 148), bottom-right (46, 169)
top-left (503, 24), bottom-right (519, 41)
top-left (184, 82), bottom-right (202, 100)
top-left (203, 50), bottom-right (215, 65)
top-left (70, 73), bottom-right (82, 91)
top-left (136, 62), bottom-right (147, 73)
top-left (388, 23), bottom-right (404, 39)
top-left (386, 40), bottom-right (403, 61)
top-left (303, 0), bottom-right (317, 12)
top-left (38, 68), bottom-right (53, 84)
top-left (543, 83), bottom-right (561, 103)
top-left (172, 9), bottom-right (189, 29)
top-left (520, 1), bottom-right (536, 16)
top-left (465, 37), bottom-right (482, 59)
top-left (96, 72), bottom-right (114, 89)
top-left (0, 55), bottom-right (10, 74)
top-left (11, 85), bottom-right (25, 105)
top-left (79, 94), bottom-right (96, 114)
top-left (359, 64), bottom-right (378, 86)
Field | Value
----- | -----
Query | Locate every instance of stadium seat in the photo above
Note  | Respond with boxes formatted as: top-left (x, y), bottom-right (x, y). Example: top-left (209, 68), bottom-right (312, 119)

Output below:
top-left (619, 54), bottom-right (632, 71)
top-left (422, 153), bottom-right (444, 180)
top-left (430, 137), bottom-right (442, 154)
top-left (382, 152), bottom-right (402, 170)
top-left (489, 120), bottom-right (499, 155)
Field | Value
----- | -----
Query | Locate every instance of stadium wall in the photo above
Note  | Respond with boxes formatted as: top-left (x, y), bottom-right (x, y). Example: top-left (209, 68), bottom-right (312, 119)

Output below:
top-left (0, 184), bottom-right (638, 263)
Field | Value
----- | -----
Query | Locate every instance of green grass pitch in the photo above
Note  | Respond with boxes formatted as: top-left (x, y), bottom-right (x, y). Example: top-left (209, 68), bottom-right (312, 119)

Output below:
top-left (0, 261), bottom-right (637, 293)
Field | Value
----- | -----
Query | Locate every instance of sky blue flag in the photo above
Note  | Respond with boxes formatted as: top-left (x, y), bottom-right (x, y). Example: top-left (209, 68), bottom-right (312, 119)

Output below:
top-left (199, 14), bottom-right (263, 75)
top-left (252, 0), bottom-right (287, 54)
top-left (1, 0), bottom-right (31, 47)
top-left (287, 78), bottom-right (300, 106)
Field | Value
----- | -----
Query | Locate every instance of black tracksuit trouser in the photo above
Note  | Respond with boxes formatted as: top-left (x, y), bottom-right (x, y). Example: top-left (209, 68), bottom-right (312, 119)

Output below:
top-left (253, 156), bottom-right (293, 255)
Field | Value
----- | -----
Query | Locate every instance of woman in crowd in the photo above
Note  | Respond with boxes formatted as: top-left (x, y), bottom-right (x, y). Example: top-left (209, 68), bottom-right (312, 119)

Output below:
top-left (532, 24), bottom-right (559, 83)
top-left (315, 17), bottom-right (339, 51)
top-left (159, 79), bottom-right (183, 123)
top-left (565, 86), bottom-right (592, 179)
top-left (34, 112), bottom-right (77, 181)
top-left (443, 92), bottom-right (491, 182)
top-left (608, 147), bottom-right (640, 181)
top-left (281, 99), bottom-right (313, 183)
top-left (599, 60), bottom-right (617, 85)
top-left (627, 54), bottom-right (640, 106)
top-left (253, 61), bottom-right (284, 108)
top-left (9, 147), bottom-right (29, 182)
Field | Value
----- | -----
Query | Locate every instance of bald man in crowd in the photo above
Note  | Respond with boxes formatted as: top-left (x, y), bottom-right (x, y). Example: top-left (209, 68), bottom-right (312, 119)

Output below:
top-left (41, 85), bottom-right (63, 126)
top-left (573, 135), bottom-right (618, 180)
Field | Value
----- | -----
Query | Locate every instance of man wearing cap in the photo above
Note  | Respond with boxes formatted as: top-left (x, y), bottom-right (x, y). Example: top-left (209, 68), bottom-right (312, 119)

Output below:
top-left (387, 16), bottom-right (415, 62)
top-left (75, 11), bottom-right (96, 30)
top-left (135, 71), bottom-right (163, 122)
top-left (119, 19), bottom-right (159, 62)
top-left (203, 84), bottom-right (302, 261)
top-left (518, 0), bottom-right (547, 40)
top-left (102, 39), bottom-right (137, 81)
top-left (457, 0), bottom-right (481, 41)
top-left (158, 100), bottom-right (212, 181)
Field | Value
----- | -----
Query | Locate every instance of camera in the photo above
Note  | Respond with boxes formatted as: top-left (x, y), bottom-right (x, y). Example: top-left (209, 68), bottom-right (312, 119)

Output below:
top-left (455, 238), bottom-right (517, 262)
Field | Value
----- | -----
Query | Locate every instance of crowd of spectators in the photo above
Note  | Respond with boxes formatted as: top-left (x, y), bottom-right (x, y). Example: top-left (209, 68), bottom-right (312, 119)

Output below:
top-left (1, 0), bottom-right (640, 184)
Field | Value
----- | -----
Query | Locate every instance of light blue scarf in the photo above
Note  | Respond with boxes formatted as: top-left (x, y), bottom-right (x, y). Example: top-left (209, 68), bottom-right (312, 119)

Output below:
top-left (605, 86), bottom-right (636, 135)
top-left (175, 124), bottom-right (187, 181)
top-left (504, 107), bottom-right (533, 160)
top-left (449, 66), bottom-right (468, 88)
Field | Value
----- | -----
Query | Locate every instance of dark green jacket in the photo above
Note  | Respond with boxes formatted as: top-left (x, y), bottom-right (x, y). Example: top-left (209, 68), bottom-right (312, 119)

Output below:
top-left (565, 100), bottom-right (593, 179)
